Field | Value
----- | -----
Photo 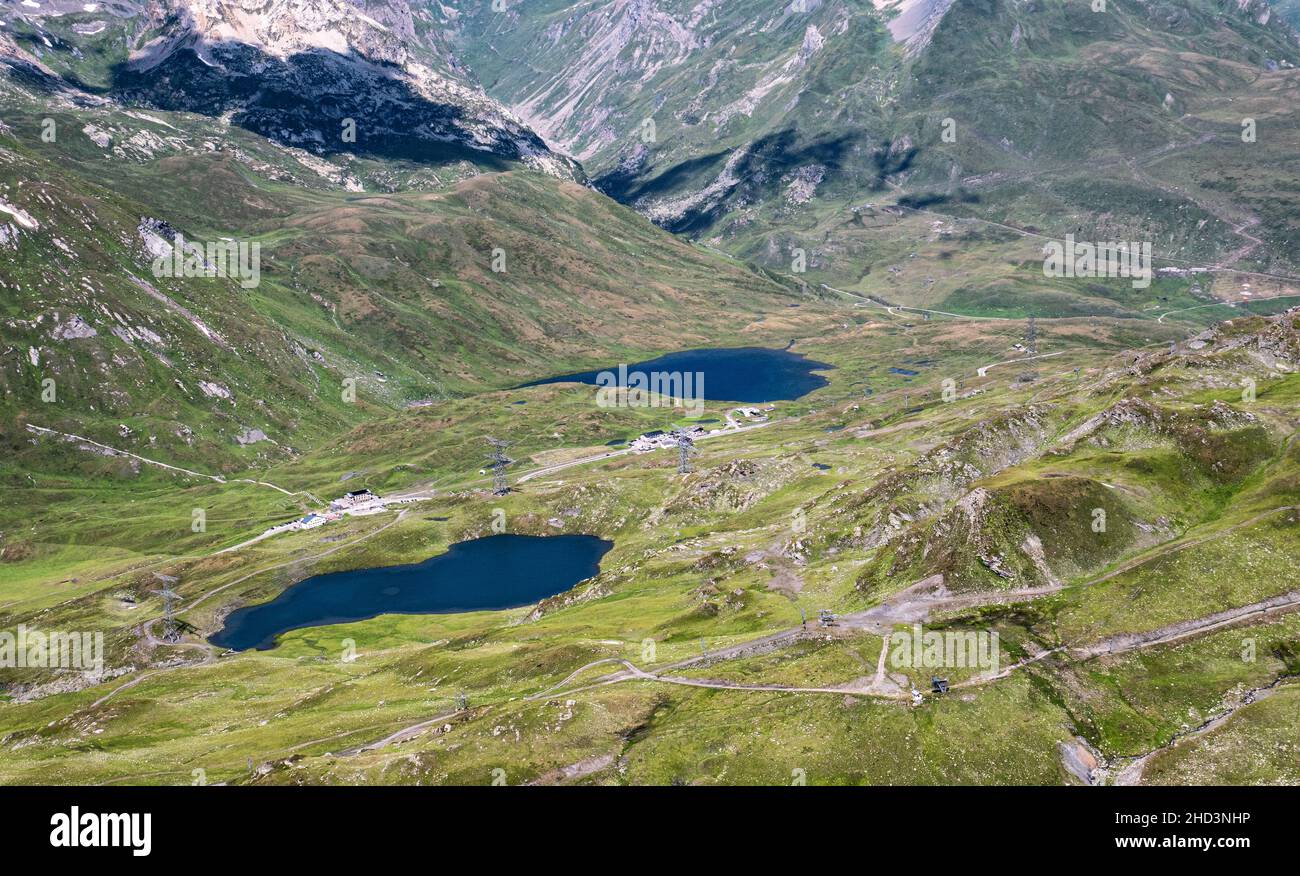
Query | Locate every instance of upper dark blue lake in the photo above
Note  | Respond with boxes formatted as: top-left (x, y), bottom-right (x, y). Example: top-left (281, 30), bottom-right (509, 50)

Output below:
top-left (521, 347), bottom-right (832, 402)
top-left (209, 534), bottom-right (613, 651)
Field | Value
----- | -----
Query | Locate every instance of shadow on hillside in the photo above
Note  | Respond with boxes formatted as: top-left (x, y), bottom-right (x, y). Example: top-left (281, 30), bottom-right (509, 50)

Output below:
top-left (32, 15), bottom-right (545, 172)
top-left (595, 128), bottom-right (862, 236)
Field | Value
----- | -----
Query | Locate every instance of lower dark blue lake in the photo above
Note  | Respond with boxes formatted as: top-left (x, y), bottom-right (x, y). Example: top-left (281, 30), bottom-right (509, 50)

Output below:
top-left (209, 534), bottom-right (613, 651)
top-left (521, 347), bottom-right (832, 402)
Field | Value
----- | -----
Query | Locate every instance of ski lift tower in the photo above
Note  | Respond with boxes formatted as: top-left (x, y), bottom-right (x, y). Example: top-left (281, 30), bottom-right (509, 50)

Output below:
top-left (484, 436), bottom-right (513, 496)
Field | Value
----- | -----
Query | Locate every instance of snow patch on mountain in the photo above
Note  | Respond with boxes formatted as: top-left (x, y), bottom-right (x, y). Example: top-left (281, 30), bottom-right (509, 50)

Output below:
top-left (0, 197), bottom-right (39, 230)
top-left (51, 314), bottom-right (97, 340)
top-left (199, 380), bottom-right (232, 399)
top-left (871, 0), bottom-right (956, 53)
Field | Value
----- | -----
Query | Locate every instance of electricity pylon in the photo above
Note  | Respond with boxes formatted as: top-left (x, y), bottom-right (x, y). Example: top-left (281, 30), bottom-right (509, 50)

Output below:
top-left (671, 429), bottom-right (697, 474)
top-left (485, 436), bottom-right (513, 495)
top-left (150, 585), bottom-right (182, 643)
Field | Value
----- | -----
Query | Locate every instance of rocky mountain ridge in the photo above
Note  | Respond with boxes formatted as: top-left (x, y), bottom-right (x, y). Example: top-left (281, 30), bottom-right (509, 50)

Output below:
top-left (2, 0), bottom-right (580, 177)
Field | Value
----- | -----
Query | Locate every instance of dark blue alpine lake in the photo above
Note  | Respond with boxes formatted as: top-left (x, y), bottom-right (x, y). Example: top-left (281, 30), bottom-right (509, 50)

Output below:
top-left (521, 346), bottom-right (833, 402)
top-left (210, 534), bottom-right (613, 651)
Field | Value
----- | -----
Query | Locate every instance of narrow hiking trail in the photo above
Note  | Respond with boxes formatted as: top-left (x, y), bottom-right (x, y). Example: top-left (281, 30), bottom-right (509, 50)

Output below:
top-left (25, 423), bottom-right (323, 504)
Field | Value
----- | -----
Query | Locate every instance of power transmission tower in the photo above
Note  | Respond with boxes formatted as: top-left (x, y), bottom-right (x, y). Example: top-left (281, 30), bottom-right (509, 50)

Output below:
top-left (671, 428), bottom-right (697, 474)
top-left (484, 436), bottom-right (513, 495)
top-left (150, 583), bottom-right (182, 643)
top-left (1025, 316), bottom-right (1038, 354)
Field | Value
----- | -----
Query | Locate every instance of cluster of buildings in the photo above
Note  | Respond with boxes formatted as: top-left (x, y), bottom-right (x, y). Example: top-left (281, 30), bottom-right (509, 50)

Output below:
top-left (250, 489), bottom-right (421, 542)
top-left (1155, 266), bottom-right (1209, 277)
top-left (283, 489), bottom-right (385, 532)
top-left (625, 406), bottom-right (775, 453)
top-left (329, 488), bottom-right (379, 512)
top-left (629, 426), bottom-right (704, 453)
top-left (325, 489), bottom-right (423, 517)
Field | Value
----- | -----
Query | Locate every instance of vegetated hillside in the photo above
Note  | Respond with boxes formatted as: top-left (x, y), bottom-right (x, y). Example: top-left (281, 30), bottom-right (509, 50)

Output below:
top-left (442, 0), bottom-right (1300, 281)
top-left (0, 308), bottom-right (1296, 785)
top-left (1, 2), bottom-right (1298, 789)
top-left (1271, 0), bottom-right (1300, 30)
top-left (0, 82), bottom-right (805, 481)
top-left (833, 309), bottom-right (1300, 595)
top-left (888, 0), bottom-right (1300, 265)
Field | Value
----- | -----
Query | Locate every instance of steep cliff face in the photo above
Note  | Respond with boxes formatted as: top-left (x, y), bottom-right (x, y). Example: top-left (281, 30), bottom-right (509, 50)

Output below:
top-left (440, 0), bottom-right (1300, 281)
top-left (137, 0), bottom-right (441, 64)
top-left (2, 0), bottom-right (581, 177)
top-left (437, 0), bottom-right (897, 225)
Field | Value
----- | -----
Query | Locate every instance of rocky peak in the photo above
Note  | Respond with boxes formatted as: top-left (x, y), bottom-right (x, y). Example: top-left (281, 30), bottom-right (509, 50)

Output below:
top-left (6, 0), bottom-right (580, 179)
top-left (131, 0), bottom-right (444, 74)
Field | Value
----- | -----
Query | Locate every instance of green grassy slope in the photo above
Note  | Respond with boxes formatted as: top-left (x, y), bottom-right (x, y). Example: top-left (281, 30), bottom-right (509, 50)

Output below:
top-left (0, 90), bottom-right (809, 476)
top-left (1, 302), bottom-right (1295, 785)
top-left (1, 2), bottom-right (1298, 787)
